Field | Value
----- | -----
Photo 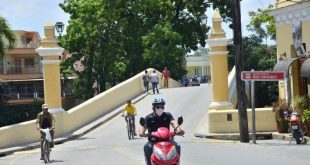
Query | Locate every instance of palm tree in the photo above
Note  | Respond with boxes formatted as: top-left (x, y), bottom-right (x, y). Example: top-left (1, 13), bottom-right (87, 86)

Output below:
top-left (0, 16), bottom-right (16, 58)
top-left (0, 16), bottom-right (15, 102)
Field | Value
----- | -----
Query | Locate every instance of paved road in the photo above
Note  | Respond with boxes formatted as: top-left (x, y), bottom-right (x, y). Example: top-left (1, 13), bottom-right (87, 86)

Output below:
top-left (1, 84), bottom-right (309, 165)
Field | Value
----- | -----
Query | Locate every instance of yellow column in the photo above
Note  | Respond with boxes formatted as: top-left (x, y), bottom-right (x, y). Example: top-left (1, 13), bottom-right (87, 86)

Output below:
top-left (35, 22), bottom-right (65, 136)
top-left (206, 11), bottom-right (233, 110)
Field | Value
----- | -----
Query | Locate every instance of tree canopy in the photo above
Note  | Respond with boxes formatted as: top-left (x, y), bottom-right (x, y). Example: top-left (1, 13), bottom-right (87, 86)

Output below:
top-left (227, 35), bottom-right (277, 107)
top-left (247, 5), bottom-right (276, 44)
top-left (60, 0), bottom-right (210, 99)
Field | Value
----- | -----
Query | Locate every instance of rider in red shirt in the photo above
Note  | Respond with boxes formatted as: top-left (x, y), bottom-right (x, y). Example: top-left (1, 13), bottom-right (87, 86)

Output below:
top-left (161, 67), bottom-right (170, 88)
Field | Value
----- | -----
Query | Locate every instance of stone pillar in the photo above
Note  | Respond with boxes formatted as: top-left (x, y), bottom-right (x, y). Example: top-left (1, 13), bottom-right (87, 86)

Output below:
top-left (206, 11), bottom-right (233, 110)
top-left (35, 22), bottom-right (65, 137)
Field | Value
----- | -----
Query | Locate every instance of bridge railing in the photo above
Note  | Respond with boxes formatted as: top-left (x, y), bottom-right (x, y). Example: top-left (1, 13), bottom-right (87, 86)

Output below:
top-left (0, 68), bottom-right (181, 149)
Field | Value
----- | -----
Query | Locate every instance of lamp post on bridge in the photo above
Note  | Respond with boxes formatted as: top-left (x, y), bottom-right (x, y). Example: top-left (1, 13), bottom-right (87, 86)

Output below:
top-left (35, 21), bottom-right (66, 137)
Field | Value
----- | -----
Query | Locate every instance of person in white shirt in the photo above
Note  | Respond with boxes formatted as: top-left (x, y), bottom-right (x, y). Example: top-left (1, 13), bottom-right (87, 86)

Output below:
top-left (150, 70), bottom-right (159, 94)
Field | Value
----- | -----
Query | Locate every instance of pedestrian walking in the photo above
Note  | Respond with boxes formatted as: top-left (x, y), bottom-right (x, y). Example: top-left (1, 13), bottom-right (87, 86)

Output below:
top-left (182, 74), bottom-right (190, 87)
top-left (150, 70), bottom-right (159, 94)
top-left (142, 70), bottom-right (150, 93)
top-left (161, 67), bottom-right (170, 88)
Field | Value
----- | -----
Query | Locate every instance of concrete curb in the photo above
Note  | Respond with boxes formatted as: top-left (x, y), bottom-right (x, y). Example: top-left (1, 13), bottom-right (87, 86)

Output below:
top-left (0, 93), bottom-right (148, 157)
top-left (195, 132), bottom-right (273, 141)
top-left (195, 131), bottom-right (310, 142)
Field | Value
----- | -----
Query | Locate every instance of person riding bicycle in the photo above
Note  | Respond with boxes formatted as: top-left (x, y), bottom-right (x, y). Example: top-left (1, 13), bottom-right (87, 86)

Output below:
top-left (139, 98), bottom-right (185, 165)
top-left (36, 104), bottom-right (55, 160)
top-left (122, 100), bottom-right (137, 136)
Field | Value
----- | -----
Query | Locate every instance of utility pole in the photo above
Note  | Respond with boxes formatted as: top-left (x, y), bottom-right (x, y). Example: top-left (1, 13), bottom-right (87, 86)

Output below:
top-left (232, 0), bottom-right (250, 143)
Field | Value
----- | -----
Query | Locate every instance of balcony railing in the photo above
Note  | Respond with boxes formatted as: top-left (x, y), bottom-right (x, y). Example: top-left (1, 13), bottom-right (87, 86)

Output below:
top-left (16, 41), bottom-right (40, 48)
top-left (0, 66), bottom-right (41, 74)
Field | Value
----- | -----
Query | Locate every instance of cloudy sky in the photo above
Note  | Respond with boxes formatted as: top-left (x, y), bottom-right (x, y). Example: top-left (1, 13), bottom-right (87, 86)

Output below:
top-left (0, 0), bottom-right (274, 39)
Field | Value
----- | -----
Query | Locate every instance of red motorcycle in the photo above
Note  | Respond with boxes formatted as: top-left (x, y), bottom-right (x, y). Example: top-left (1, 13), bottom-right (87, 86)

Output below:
top-left (140, 117), bottom-right (183, 165)
top-left (284, 111), bottom-right (307, 144)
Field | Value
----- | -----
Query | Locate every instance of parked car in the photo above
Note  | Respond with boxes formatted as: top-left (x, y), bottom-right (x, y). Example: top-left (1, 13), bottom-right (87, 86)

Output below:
top-left (191, 76), bottom-right (200, 86)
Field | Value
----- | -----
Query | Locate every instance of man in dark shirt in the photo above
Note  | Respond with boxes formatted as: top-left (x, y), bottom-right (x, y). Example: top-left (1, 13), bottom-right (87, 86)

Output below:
top-left (36, 104), bottom-right (55, 160)
top-left (139, 98), bottom-right (185, 165)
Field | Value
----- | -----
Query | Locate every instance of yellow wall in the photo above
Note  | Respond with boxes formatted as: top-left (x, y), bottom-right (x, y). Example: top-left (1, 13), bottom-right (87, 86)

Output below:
top-left (276, 24), bottom-right (293, 58)
top-left (303, 20), bottom-right (310, 50)
top-left (276, 24), bottom-right (292, 100)
top-left (0, 68), bottom-right (180, 149)
top-left (210, 55), bottom-right (228, 102)
top-left (208, 108), bottom-right (276, 133)
top-left (275, 0), bottom-right (301, 8)
top-left (302, 20), bottom-right (310, 97)
top-left (43, 63), bottom-right (62, 108)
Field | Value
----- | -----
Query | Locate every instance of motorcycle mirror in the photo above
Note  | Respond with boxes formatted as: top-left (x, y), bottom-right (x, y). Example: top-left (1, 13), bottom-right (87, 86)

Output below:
top-left (177, 116), bottom-right (183, 125)
top-left (140, 117), bottom-right (145, 126)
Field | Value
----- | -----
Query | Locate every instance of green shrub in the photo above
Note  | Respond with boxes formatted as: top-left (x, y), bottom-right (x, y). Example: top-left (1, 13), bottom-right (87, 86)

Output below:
top-left (292, 96), bottom-right (310, 114)
top-left (0, 100), bottom-right (43, 127)
top-left (302, 110), bottom-right (310, 127)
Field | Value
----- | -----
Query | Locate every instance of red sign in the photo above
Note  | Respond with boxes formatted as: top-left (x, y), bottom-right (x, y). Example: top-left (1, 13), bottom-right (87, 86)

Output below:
top-left (241, 71), bottom-right (285, 81)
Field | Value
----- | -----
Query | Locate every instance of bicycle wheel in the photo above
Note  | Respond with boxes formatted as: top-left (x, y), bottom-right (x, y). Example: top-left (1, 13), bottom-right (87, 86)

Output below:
top-left (129, 121), bottom-right (134, 140)
top-left (127, 122), bottom-right (132, 140)
top-left (43, 140), bottom-right (50, 163)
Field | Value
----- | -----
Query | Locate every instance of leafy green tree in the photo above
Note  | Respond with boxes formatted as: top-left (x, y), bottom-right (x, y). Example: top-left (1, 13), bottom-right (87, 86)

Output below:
top-left (208, 0), bottom-right (233, 22)
top-left (59, 0), bottom-right (209, 99)
top-left (247, 5), bottom-right (276, 45)
top-left (0, 16), bottom-right (15, 102)
top-left (0, 16), bottom-right (16, 58)
top-left (228, 35), bottom-right (277, 107)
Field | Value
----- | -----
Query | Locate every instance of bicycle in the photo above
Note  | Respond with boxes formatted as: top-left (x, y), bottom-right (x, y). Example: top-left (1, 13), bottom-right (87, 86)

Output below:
top-left (40, 128), bottom-right (52, 164)
top-left (126, 115), bottom-right (135, 140)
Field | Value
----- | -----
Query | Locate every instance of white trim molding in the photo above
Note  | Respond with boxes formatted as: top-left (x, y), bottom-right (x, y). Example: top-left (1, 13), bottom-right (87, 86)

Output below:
top-left (209, 101), bottom-right (233, 107)
top-left (209, 51), bottom-right (229, 56)
top-left (269, 2), bottom-right (310, 27)
top-left (35, 47), bottom-right (64, 57)
top-left (41, 60), bottom-right (61, 64)
top-left (212, 18), bottom-right (223, 22)
top-left (209, 30), bottom-right (225, 36)
top-left (206, 38), bottom-right (229, 47)
top-left (48, 108), bottom-right (65, 113)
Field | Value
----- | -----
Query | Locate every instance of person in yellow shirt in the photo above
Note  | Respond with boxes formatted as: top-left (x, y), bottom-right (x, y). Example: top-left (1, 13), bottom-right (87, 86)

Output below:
top-left (122, 100), bottom-right (137, 135)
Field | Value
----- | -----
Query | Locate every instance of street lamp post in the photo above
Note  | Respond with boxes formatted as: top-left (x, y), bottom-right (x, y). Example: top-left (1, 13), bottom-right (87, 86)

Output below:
top-left (201, 13), bottom-right (208, 24)
top-left (200, 13), bottom-right (208, 37)
top-left (55, 22), bottom-right (64, 37)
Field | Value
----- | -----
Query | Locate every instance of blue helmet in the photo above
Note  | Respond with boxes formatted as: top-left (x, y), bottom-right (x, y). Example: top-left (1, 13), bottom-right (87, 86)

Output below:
top-left (152, 98), bottom-right (165, 106)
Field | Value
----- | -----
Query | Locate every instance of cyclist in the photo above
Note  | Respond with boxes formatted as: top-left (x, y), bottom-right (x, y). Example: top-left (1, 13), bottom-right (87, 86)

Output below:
top-left (122, 100), bottom-right (137, 136)
top-left (36, 104), bottom-right (55, 160)
top-left (139, 98), bottom-right (185, 165)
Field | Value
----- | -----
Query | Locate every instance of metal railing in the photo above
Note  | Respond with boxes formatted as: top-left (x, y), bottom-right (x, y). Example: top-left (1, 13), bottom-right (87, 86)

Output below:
top-left (2, 66), bottom-right (41, 74)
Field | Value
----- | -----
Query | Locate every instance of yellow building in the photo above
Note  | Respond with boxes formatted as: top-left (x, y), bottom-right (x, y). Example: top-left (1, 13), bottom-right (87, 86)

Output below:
top-left (1, 31), bottom-right (44, 102)
top-left (269, 0), bottom-right (310, 103)
top-left (1, 30), bottom-right (75, 108)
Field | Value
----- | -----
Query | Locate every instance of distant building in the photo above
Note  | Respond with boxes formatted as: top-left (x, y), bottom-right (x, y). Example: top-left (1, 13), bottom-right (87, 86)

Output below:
top-left (0, 30), bottom-right (75, 108)
top-left (185, 49), bottom-right (210, 78)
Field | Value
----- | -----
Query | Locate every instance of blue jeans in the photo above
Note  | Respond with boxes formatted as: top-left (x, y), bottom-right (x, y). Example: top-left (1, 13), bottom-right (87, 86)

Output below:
top-left (143, 81), bottom-right (149, 93)
top-left (151, 82), bottom-right (159, 94)
top-left (144, 141), bottom-right (180, 165)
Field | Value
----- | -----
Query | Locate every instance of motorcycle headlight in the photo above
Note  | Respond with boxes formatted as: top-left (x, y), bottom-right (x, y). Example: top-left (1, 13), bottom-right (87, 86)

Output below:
top-left (153, 145), bottom-right (177, 162)
top-left (166, 146), bottom-right (177, 161)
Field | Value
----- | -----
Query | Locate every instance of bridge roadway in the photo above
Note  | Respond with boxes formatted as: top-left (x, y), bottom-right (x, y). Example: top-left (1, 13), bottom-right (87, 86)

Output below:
top-left (1, 84), bottom-right (310, 165)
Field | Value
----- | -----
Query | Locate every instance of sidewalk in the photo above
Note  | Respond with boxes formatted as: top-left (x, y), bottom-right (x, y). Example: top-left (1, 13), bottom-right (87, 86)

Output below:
top-left (0, 93), bottom-right (147, 157)
top-left (194, 111), bottom-right (310, 142)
